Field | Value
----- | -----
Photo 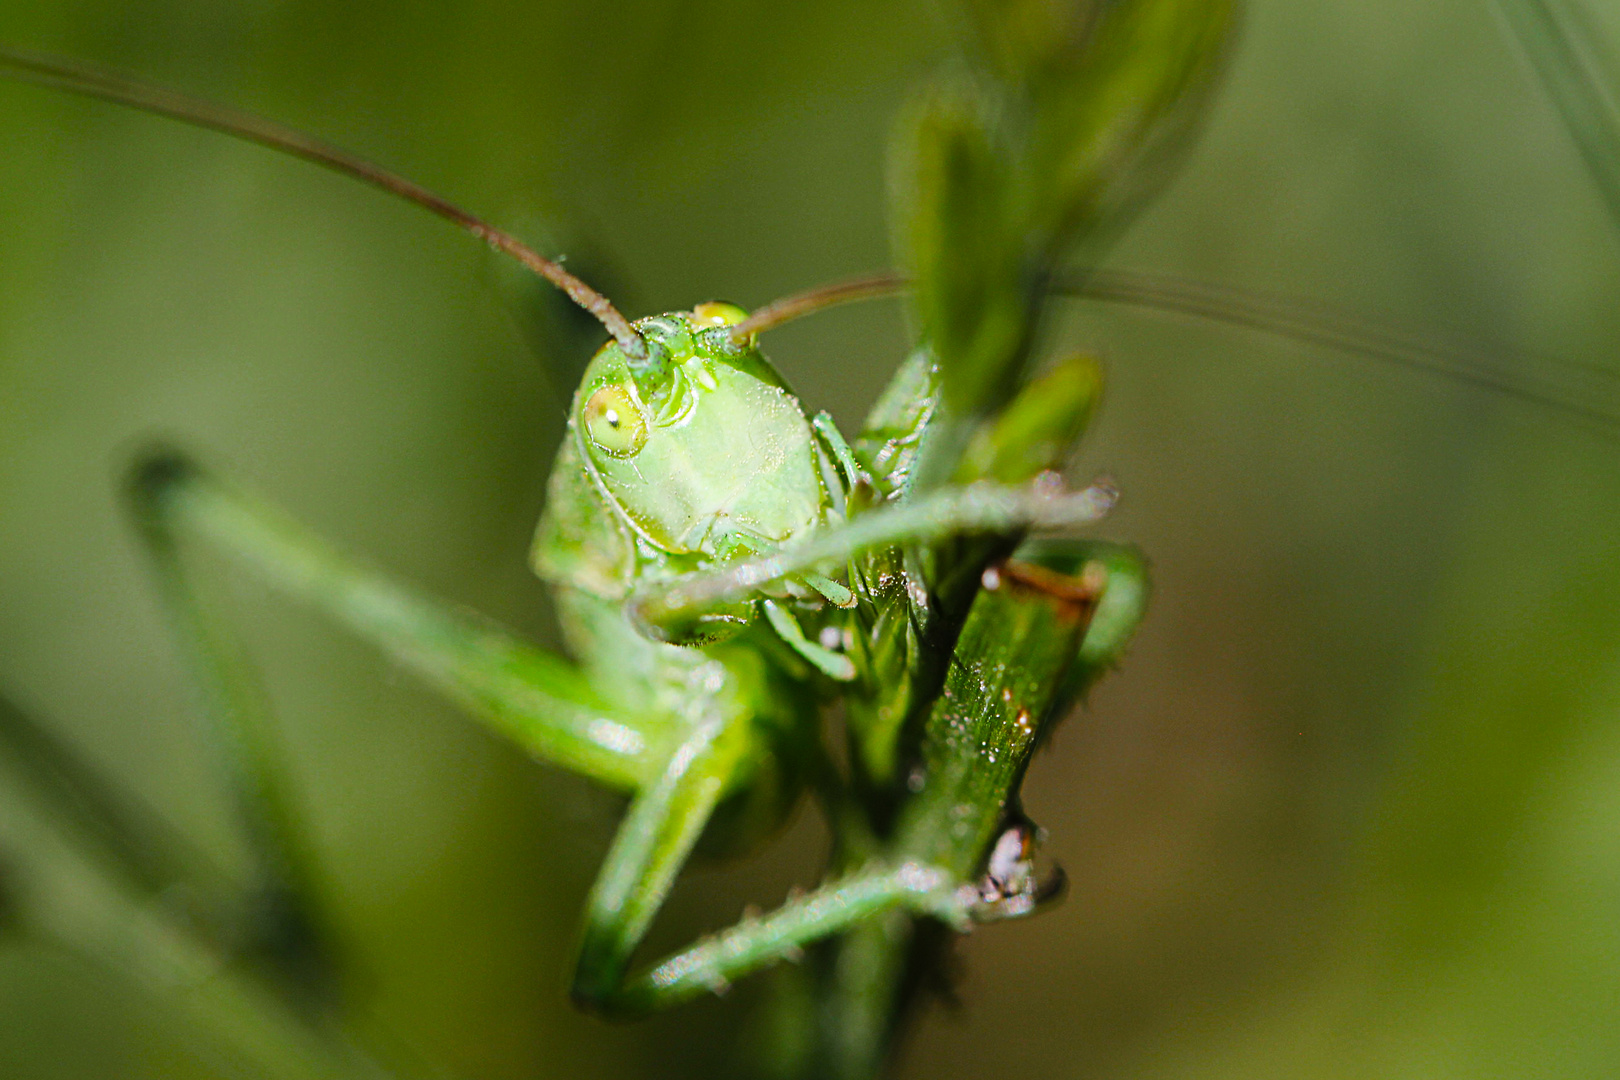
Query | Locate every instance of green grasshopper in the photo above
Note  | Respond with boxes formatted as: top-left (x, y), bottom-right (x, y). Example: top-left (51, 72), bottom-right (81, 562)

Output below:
top-left (0, 27), bottom-right (1155, 1024)
top-left (5, 1), bottom-right (1620, 1071)
top-left (124, 314), bottom-right (1119, 1019)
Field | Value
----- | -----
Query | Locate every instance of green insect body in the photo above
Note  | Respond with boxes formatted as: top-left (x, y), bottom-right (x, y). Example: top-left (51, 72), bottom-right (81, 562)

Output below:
top-left (7, 4), bottom-right (1620, 1071)
top-left (556, 307), bottom-right (1129, 1011)
top-left (91, 282), bottom-right (1116, 1019)
top-left (536, 307), bottom-right (852, 640)
top-left (518, 295), bottom-right (1110, 955)
top-left (0, 5), bottom-right (1213, 1060)
top-left (528, 305), bottom-right (859, 867)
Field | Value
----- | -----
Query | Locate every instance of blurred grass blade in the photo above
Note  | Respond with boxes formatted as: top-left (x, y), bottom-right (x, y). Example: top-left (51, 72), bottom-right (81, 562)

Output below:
top-left (982, 0), bottom-right (1238, 248)
top-left (1495, 0), bottom-right (1620, 228)
top-left (0, 778), bottom-right (396, 1080)
top-left (0, 693), bottom-right (220, 904)
top-left (892, 80), bottom-right (1029, 424)
top-left (894, 0), bottom-right (1236, 478)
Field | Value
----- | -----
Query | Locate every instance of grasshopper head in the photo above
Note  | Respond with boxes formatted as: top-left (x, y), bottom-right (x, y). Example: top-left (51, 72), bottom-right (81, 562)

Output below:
top-left (572, 305), bottom-right (835, 563)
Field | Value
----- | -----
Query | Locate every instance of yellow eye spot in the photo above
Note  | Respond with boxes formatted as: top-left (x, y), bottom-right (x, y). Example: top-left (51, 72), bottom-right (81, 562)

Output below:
top-left (690, 301), bottom-right (748, 327)
top-left (582, 384), bottom-right (648, 457)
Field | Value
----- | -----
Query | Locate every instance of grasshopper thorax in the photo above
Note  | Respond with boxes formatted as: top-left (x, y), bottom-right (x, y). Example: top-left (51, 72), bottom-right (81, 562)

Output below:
top-left (571, 306), bottom-right (838, 564)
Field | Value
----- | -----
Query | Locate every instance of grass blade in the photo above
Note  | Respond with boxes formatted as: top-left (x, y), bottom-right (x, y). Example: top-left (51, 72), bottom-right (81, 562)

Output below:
top-left (1494, 0), bottom-right (1620, 229)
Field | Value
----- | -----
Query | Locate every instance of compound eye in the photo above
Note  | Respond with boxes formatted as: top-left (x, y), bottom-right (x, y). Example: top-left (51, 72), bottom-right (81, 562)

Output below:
top-left (582, 384), bottom-right (648, 457)
top-left (690, 301), bottom-right (748, 327)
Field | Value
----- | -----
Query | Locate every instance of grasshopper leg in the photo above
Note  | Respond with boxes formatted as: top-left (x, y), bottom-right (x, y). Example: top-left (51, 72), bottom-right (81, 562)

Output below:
top-left (127, 448), bottom-right (673, 795)
top-left (633, 478), bottom-right (1117, 637)
top-left (585, 858), bottom-right (970, 1018)
top-left (127, 451), bottom-right (333, 990)
top-left (127, 445), bottom-right (685, 997)
top-left (129, 447), bottom-right (838, 1022)
top-left (570, 711), bottom-right (754, 1011)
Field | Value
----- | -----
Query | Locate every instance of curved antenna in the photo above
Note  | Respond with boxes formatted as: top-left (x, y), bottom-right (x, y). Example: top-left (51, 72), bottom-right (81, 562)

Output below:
top-left (729, 273), bottom-right (907, 340)
top-left (0, 45), bottom-right (646, 358)
top-left (735, 268), bottom-right (1620, 435)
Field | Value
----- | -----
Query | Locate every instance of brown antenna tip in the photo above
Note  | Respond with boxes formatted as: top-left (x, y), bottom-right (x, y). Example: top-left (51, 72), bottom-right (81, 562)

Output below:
top-left (728, 272), bottom-right (908, 342)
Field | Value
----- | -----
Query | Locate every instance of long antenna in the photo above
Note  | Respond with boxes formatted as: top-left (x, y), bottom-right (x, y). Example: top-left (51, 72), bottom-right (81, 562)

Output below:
top-left (729, 273), bottom-right (907, 340)
top-left (1066, 267), bottom-right (1620, 437)
top-left (733, 269), bottom-right (1620, 435)
top-left (0, 45), bottom-right (645, 357)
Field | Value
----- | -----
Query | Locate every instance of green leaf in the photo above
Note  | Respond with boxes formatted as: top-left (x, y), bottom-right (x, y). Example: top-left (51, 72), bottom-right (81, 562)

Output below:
top-left (1495, 0), bottom-right (1620, 229)
top-left (955, 353), bottom-right (1104, 484)
top-left (891, 80), bottom-right (1033, 422)
top-left (892, 0), bottom-right (1236, 483)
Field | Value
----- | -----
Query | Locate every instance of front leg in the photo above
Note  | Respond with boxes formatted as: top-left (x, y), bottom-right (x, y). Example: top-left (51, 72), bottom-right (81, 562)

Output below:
top-left (630, 478), bottom-right (1118, 640)
top-left (129, 448), bottom-right (844, 1021)
top-left (128, 449), bottom-right (675, 794)
top-left (570, 712), bottom-right (754, 1011)
top-left (580, 543), bottom-right (1148, 1020)
top-left (126, 447), bottom-right (697, 994)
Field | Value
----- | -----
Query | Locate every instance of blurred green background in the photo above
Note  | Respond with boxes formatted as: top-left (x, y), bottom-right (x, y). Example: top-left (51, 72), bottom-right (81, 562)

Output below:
top-left (2, 1), bottom-right (1620, 1077)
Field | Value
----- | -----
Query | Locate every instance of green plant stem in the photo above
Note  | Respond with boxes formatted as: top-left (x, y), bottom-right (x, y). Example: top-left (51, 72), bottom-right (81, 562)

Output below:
top-left (821, 910), bottom-right (917, 1080)
top-left (811, 561), bottom-right (1105, 1078)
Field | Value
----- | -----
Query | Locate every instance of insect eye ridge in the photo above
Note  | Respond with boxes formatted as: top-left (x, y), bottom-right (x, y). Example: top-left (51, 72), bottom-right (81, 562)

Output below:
top-left (582, 383), bottom-right (649, 458)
